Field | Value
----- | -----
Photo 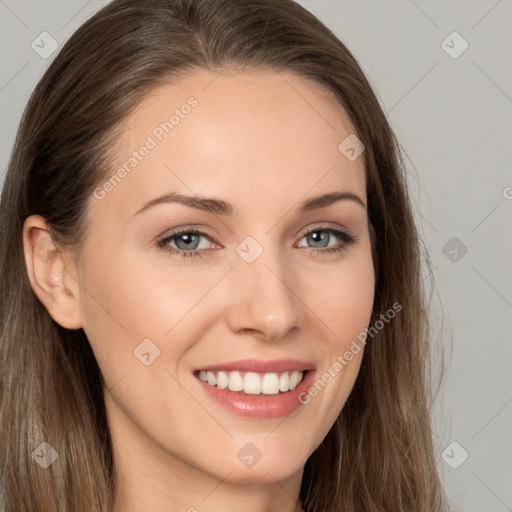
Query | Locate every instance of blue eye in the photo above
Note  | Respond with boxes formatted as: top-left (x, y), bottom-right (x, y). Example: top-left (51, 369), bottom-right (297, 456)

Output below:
top-left (157, 228), bottom-right (214, 258)
top-left (157, 226), bottom-right (356, 259)
top-left (296, 228), bottom-right (355, 253)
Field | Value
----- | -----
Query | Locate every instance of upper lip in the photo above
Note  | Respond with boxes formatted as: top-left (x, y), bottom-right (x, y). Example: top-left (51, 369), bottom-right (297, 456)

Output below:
top-left (194, 358), bottom-right (316, 373)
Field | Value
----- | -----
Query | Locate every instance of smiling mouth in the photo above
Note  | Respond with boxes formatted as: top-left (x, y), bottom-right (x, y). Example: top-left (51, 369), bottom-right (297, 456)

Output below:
top-left (195, 370), bottom-right (307, 395)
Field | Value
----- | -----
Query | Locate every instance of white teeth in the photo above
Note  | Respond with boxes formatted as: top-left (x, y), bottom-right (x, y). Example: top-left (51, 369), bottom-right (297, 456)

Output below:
top-left (216, 371), bottom-right (229, 389)
top-left (261, 373), bottom-right (280, 395)
top-left (228, 371), bottom-right (243, 392)
top-left (289, 371), bottom-right (300, 390)
top-left (244, 372), bottom-right (261, 394)
top-left (278, 372), bottom-right (290, 392)
top-left (198, 370), bottom-right (305, 394)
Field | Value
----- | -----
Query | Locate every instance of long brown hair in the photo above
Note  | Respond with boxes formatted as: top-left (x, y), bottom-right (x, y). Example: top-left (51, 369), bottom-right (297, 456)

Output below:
top-left (0, 0), bottom-right (447, 510)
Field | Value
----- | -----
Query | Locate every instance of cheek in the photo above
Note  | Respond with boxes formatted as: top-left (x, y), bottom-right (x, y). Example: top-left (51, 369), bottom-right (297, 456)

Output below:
top-left (301, 245), bottom-right (375, 347)
top-left (78, 252), bottom-right (232, 382)
top-left (296, 246), bottom-right (374, 427)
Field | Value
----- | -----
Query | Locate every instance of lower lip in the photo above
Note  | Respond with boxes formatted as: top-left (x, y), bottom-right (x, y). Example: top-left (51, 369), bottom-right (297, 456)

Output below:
top-left (195, 370), bottom-right (316, 418)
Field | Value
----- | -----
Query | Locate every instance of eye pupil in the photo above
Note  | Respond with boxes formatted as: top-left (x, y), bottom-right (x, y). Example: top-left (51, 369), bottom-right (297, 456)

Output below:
top-left (176, 233), bottom-right (200, 250)
top-left (308, 231), bottom-right (329, 248)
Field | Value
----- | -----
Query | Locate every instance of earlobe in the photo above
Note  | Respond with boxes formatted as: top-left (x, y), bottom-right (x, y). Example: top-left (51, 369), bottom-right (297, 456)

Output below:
top-left (22, 215), bottom-right (83, 330)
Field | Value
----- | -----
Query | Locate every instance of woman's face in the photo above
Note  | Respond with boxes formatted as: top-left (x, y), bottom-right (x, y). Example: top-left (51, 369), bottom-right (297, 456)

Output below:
top-left (62, 70), bottom-right (374, 494)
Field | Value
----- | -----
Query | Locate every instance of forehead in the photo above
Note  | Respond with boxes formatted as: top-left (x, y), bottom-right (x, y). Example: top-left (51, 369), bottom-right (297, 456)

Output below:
top-left (94, 68), bottom-right (366, 221)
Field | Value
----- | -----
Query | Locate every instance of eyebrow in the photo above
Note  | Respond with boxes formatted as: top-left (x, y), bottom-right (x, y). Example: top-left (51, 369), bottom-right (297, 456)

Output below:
top-left (132, 190), bottom-right (366, 217)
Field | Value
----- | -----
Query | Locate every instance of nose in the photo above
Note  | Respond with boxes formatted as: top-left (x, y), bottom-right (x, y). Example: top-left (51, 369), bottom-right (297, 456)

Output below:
top-left (225, 243), bottom-right (302, 341)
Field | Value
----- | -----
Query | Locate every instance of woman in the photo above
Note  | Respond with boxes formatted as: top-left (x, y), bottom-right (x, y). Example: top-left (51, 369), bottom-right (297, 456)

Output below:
top-left (0, 0), bottom-right (447, 510)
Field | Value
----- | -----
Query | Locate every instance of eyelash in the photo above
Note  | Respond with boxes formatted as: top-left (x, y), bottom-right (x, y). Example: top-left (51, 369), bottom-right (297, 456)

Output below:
top-left (156, 226), bottom-right (357, 259)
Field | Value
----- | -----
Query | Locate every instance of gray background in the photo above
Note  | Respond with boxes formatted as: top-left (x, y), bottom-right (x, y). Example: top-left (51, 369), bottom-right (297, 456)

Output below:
top-left (1, 1), bottom-right (511, 510)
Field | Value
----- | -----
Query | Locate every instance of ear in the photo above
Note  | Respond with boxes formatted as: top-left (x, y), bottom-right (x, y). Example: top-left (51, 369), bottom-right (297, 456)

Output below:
top-left (22, 215), bottom-right (83, 330)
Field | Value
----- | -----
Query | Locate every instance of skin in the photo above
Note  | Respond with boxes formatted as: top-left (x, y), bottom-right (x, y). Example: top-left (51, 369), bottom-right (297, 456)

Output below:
top-left (23, 69), bottom-right (375, 512)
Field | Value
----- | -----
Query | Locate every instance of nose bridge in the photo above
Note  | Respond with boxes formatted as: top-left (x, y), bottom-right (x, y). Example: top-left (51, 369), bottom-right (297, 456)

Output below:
top-left (227, 235), bottom-right (301, 340)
